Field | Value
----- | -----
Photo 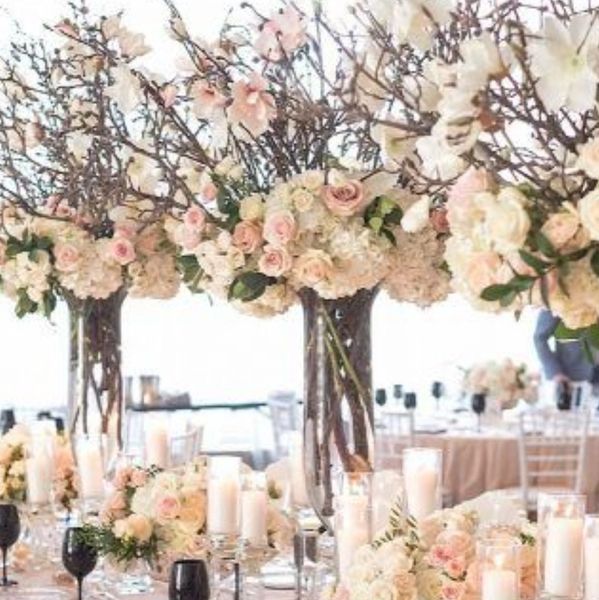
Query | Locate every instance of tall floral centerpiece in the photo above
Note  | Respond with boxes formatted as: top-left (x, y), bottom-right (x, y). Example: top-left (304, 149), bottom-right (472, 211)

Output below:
top-left (0, 15), bottom-right (181, 447)
top-left (69, 0), bottom-right (450, 525)
top-left (346, 0), bottom-right (599, 349)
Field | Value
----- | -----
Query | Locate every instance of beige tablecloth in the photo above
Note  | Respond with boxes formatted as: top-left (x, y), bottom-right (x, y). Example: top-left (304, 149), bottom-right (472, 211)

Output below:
top-left (379, 429), bottom-right (599, 511)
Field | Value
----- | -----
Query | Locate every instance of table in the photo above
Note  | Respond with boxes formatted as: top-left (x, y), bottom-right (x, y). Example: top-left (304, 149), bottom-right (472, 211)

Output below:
top-left (378, 423), bottom-right (599, 510)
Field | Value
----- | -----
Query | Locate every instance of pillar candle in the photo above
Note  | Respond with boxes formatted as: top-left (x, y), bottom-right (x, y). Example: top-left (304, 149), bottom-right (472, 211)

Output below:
top-left (290, 444), bottom-right (309, 507)
top-left (404, 466), bottom-right (439, 520)
top-left (482, 568), bottom-right (518, 600)
top-left (336, 494), bottom-right (369, 578)
top-left (25, 453), bottom-right (51, 505)
top-left (241, 489), bottom-right (267, 546)
top-left (145, 423), bottom-right (169, 468)
top-left (544, 516), bottom-right (583, 597)
top-left (208, 476), bottom-right (240, 535)
top-left (78, 443), bottom-right (105, 500)
top-left (585, 536), bottom-right (599, 599)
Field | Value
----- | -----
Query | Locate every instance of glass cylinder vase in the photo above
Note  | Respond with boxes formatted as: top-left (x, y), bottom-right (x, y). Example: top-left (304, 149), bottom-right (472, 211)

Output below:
top-left (67, 291), bottom-right (125, 466)
top-left (300, 288), bottom-right (377, 530)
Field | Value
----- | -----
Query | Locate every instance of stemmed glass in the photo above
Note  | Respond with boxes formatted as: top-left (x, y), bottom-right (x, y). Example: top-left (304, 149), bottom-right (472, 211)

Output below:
top-left (375, 388), bottom-right (387, 408)
top-left (393, 385), bottom-right (403, 406)
top-left (169, 559), bottom-right (210, 600)
top-left (0, 410), bottom-right (15, 435)
top-left (0, 503), bottom-right (20, 588)
top-left (431, 381), bottom-right (444, 411)
top-left (62, 527), bottom-right (98, 600)
top-left (471, 393), bottom-right (487, 432)
top-left (556, 381), bottom-right (573, 411)
top-left (404, 392), bottom-right (417, 411)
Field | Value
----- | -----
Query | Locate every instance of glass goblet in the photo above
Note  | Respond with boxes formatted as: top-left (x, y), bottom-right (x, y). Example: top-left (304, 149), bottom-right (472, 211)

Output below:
top-left (169, 559), bottom-right (210, 600)
top-left (62, 527), bottom-right (98, 600)
top-left (0, 503), bottom-right (20, 587)
top-left (471, 393), bottom-right (487, 432)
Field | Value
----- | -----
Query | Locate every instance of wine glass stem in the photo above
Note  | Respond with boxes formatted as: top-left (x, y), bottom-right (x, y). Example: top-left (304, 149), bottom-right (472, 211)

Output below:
top-left (78, 576), bottom-right (83, 600)
top-left (1, 547), bottom-right (7, 585)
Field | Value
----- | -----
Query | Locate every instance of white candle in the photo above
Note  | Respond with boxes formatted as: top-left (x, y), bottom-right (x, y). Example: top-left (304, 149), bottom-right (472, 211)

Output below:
top-left (585, 537), bottom-right (599, 599)
top-left (208, 477), bottom-right (240, 535)
top-left (241, 489), bottom-right (267, 546)
top-left (145, 423), bottom-right (169, 468)
top-left (482, 568), bottom-right (518, 600)
top-left (544, 516), bottom-right (584, 597)
top-left (25, 453), bottom-right (51, 505)
top-left (78, 443), bottom-right (105, 500)
top-left (290, 444), bottom-right (309, 507)
top-left (404, 465), bottom-right (439, 520)
top-left (336, 494), bottom-right (370, 578)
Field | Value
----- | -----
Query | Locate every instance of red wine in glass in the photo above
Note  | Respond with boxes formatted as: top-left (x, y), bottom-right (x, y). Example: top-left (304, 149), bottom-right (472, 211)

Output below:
top-left (62, 527), bottom-right (98, 600)
top-left (169, 559), bottom-right (210, 600)
top-left (0, 503), bottom-right (20, 587)
top-left (471, 393), bottom-right (486, 432)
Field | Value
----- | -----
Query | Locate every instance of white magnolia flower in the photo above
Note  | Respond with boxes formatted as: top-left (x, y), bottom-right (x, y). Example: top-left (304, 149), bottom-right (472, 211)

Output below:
top-left (578, 189), bottom-right (599, 240)
top-left (530, 14), bottom-right (599, 112)
top-left (416, 135), bottom-right (466, 180)
top-left (401, 196), bottom-right (430, 233)
top-left (576, 136), bottom-right (599, 179)
top-left (117, 29), bottom-right (151, 58)
top-left (105, 64), bottom-right (142, 113)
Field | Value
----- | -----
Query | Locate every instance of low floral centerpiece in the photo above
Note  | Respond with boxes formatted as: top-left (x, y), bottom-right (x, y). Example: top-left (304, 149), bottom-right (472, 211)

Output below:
top-left (0, 426), bottom-right (27, 503)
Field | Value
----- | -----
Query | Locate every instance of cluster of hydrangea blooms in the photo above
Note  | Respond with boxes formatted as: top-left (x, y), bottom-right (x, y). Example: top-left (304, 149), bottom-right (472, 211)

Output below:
top-left (0, 426), bottom-right (27, 503)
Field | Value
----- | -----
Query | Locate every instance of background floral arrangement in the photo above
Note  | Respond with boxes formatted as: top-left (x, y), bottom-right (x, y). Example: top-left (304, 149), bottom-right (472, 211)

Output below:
top-left (0, 426), bottom-right (27, 502)
top-left (52, 436), bottom-right (79, 513)
top-left (463, 359), bottom-right (539, 410)
top-left (328, 497), bottom-right (536, 600)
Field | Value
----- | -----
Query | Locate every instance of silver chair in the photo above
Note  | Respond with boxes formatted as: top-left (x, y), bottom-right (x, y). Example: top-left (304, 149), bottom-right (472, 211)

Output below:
top-left (517, 408), bottom-right (590, 511)
top-left (169, 424), bottom-right (203, 467)
top-left (268, 391), bottom-right (299, 458)
top-left (376, 411), bottom-right (415, 469)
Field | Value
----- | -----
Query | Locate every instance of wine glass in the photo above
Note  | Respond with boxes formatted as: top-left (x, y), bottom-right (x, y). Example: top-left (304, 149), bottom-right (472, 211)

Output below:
top-left (169, 559), bottom-right (210, 600)
top-left (393, 385), bottom-right (403, 405)
top-left (431, 381), bottom-right (444, 411)
top-left (556, 381), bottom-right (573, 411)
top-left (404, 392), bottom-right (417, 411)
top-left (471, 393), bottom-right (487, 432)
top-left (0, 503), bottom-right (20, 587)
top-left (62, 527), bottom-right (97, 600)
top-left (0, 410), bottom-right (15, 435)
top-left (375, 388), bottom-right (387, 408)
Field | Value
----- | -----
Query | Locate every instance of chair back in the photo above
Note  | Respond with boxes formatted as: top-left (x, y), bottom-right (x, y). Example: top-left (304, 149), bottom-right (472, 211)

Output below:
top-left (268, 391), bottom-right (299, 458)
top-left (376, 411), bottom-right (415, 469)
top-left (170, 425), bottom-right (203, 467)
top-left (518, 408), bottom-right (590, 507)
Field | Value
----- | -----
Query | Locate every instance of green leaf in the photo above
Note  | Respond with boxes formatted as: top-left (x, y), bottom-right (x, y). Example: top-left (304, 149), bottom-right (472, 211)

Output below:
top-left (15, 289), bottom-right (37, 319)
top-left (535, 231), bottom-right (558, 258)
top-left (228, 272), bottom-right (275, 302)
top-left (554, 322), bottom-right (585, 341)
top-left (480, 284), bottom-right (516, 302)
top-left (42, 291), bottom-right (56, 318)
top-left (499, 290), bottom-right (518, 307)
top-left (591, 249), bottom-right (599, 278)
top-left (368, 216), bottom-right (383, 234)
top-left (518, 250), bottom-right (549, 274)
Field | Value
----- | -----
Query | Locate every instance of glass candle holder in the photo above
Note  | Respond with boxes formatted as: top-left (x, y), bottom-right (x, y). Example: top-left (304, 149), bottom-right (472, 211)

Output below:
top-left (477, 537), bottom-right (521, 600)
top-left (537, 492), bottom-right (585, 600)
top-left (334, 472), bottom-right (372, 582)
top-left (288, 433), bottom-right (309, 510)
top-left (585, 515), bottom-right (599, 600)
top-left (74, 435), bottom-right (105, 514)
top-left (240, 472), bottom-right (268, 549)
top-left (25, 448), bottom-right (53, 512)
top-left (207, 456), bottom-right (241, 559)
top-left (402, 447), bottom-right (442, 521)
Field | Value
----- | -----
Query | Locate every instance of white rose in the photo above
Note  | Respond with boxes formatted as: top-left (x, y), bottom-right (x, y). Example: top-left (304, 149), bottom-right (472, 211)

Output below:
top-left (239, 194), bottom-right (265, 221)
top-left (579, 189), bottom-right (599, 240)
top-left (401, 196), bottom-right (431, 233)
top-left (291, 188), bottom-right (315, 213)
top-left (484, 187), bottom-right (530, 253)
top-left (576, 137), bottom-right (599, 179)
top-left (541, 207), bottom-right (580, 248)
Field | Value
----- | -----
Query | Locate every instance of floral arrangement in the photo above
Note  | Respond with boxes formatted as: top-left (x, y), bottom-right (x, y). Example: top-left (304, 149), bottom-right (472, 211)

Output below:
top-left (463, 359), bottom-right (539, 410)
top-left (0, 426), bottom-right (27, 503)
top-left (328, 499), bottom-right (537, 600)
top-left (52, 437), bottom-right (78, 513)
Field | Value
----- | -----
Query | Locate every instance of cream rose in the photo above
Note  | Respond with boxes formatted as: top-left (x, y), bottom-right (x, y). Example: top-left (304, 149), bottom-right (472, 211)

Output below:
top-left (263, 210), bottom-right (297, 247)
top-left (291, 188), bottom-right (315, 213)
top-left (541, 209), bottom-right (580, 248)
top-left (465, 251), bottom-right (504, 295)
top-left (125, 514), bottom-right (153, 542)
top-left (232, 221), bottom-right (262, 254)
top-left (484, 187), bottom-right (530, 253)
top-left (54, 242), bottom-right (81, 273)
top-left (258, 244), bottom-right (292, 277)
top-left (576, 137), bottom-right (599, 179)
top-left (579, 189), bottom-right (599, 240)
top-left (322, 179), bottom-right (365, 217)
top-left (239, 194), bottom-right (265, 221)
top-left (292, 250), bottom-right (333, 287)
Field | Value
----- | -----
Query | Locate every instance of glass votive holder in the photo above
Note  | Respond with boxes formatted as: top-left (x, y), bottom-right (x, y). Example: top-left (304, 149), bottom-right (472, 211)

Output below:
top-left (334, 472), bottom-right (372, 582)
top-left (240, 472), bottom-right (268, 549)
top-left (402, 447), bottom-right (442, 521)
top-left (207, 456), bottom-right (241, 559)
top-left (477, 537), bottom-right (521, 600)
top-left (537, 492), bottom-right (585, 600)
top-left (73, 435), bottom-right (106, 514)
top-left (585, 515), bottom-right (599, 600)
top-left (288, 432), bottom-right (310, 511)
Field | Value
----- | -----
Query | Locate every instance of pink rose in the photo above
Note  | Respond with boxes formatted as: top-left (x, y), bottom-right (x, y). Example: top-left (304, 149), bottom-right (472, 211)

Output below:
top-left (258, 244), bottom-right (292, 277)
top-left (438, 531), bottom-right (474, 557)
top-left (254, 6), bottom-right (306, 61)
top-left (183, 206), bottom-right (207, 231)
top-left (200, 181), bottom-right (218, 204)
top-left (110, 237), bottom-right (136, 266)
top-left (227, 72), bottom-right (276, 137)
top-left (156, 493), bottom-right (181, 521)
top-left (54, 243), bottom-right (81, 272)
top-left (263, 210), bottom-right (297, 246)
top-left (115, 223), bottom-right (138, 240)
top-left (429, 544), bottom-right (455, 567)
top-left (322, 180), bottom-right (365, 217)
top-left (445, 556), bottom-right (467, 579)
top-left (113, 467), bottom-right (132, 490)
top-left (441, 582), bottom-right (464, 600)
top-left (448, 167), bottom-right (492, 206)
top-left (293, 250), bottom-right (333, 287)
top-left (191, 81), bottom-right (227, 119)
top-left (232, 221), bottom-right (263, 254)
top-left (175, 225), bottom-right (202, 251)
top-left (160, 84), bottom-right (177, 108)
top-left (130, 468), bottom-right (148, 488)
